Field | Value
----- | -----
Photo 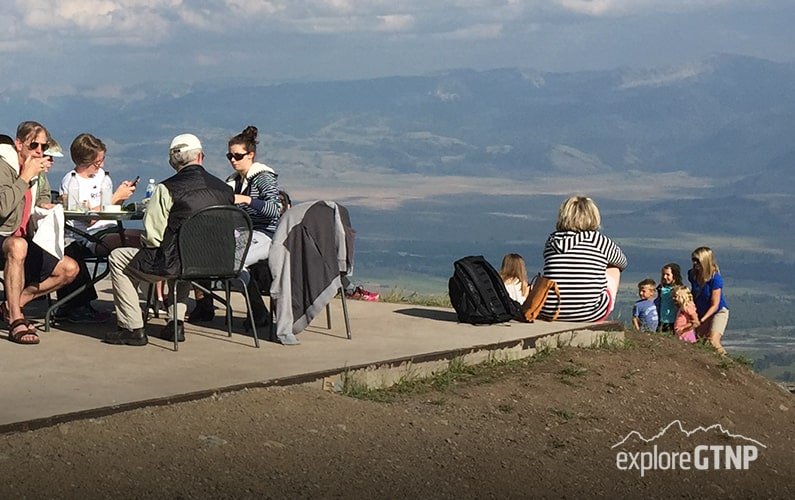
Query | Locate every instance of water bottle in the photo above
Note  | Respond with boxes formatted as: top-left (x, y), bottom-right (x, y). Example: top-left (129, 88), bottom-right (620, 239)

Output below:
top-left (144, 178), bottom-right (157, 202)
top-left (67, 172), bottom-right (80, 210)
top-left (100, 170), bottom-right (113, 208)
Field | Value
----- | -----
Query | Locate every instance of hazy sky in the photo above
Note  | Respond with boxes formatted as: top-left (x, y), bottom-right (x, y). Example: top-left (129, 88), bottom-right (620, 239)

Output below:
top-left (2, 0), bottom-right (794, 91)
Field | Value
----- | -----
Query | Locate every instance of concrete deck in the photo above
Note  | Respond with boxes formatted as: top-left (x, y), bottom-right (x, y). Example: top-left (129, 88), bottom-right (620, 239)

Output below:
top-left (1, 279), bottom-right (622, 433)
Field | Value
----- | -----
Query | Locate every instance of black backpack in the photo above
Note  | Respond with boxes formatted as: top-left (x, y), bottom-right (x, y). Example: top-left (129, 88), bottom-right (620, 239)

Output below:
top-left (448, 255), bottom-right (522, 325)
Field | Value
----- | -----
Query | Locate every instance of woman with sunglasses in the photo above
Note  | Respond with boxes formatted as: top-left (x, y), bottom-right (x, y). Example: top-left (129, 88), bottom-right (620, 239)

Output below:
top-left (0, 122), bottom-right (79, 344)
top-left (189, 125), bottom-right (282, 324)
top-left (688, 247), bottom-right (730, 356)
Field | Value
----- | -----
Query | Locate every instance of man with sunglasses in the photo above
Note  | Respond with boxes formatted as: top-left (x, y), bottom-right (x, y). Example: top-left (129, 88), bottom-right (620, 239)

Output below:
top-left (106, 133), bottom-right (234, 346)
top-left (0, 121), bottom-right (79, 344)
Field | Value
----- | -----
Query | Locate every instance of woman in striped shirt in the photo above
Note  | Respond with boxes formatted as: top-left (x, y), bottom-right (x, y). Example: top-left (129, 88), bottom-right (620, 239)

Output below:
top-left (225, 125), bottom-right (282, 264)
top-left (539, 196), bottom-right (627, 322)
top-left (188, 125), bottom-right (282, 324)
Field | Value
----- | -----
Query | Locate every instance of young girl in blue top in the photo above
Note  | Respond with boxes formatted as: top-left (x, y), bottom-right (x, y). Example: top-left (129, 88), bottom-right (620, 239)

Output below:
top-left (655, 263), bottom-right (682, 333)
top-left (688, 247), bottom-right (729, 356)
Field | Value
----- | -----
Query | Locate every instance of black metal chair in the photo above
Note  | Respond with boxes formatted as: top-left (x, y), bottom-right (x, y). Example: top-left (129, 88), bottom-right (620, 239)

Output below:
top-left (145, 205), bottom-right (258, 351)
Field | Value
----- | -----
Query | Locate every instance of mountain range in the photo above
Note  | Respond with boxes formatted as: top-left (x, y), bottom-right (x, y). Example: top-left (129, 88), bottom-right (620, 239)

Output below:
top-left (2, 53), bottom-right (794, 186)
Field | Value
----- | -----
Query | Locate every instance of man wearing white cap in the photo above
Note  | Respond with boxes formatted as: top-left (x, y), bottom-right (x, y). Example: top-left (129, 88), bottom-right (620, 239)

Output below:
top-left (106, 133), bottom-right (234, 346)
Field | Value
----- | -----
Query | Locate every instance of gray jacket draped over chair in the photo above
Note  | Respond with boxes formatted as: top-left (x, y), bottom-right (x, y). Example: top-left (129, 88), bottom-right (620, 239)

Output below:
top-left (268, 200), bottom-right (354, 344)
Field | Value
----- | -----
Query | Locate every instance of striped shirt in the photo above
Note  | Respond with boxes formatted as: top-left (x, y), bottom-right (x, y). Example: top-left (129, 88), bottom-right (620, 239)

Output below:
top-left (227, 162), bottom-right (282, 235)
top-left (539, 230), bottom-right (627, 322)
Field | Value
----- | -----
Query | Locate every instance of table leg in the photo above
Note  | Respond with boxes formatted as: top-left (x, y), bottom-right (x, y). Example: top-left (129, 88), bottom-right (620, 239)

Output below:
top-left (117, 221), bottom-right (127, 247)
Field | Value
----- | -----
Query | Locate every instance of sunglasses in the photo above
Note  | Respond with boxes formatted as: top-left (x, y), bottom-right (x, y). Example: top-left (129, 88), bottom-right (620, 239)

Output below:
top-left (226, 152), bottom-right (248, 161)
top-left (28, 141), bottom-right (50, 152)
top-left (83, 156), bottom-right (105, 169)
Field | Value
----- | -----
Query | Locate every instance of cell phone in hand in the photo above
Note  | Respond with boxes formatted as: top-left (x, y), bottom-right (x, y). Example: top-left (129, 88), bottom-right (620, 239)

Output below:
top-left (132, 176), bottom-right (141, 186)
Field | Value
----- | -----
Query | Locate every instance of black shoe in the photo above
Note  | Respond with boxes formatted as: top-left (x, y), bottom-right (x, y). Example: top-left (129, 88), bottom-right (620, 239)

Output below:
top-left (187, 297), bottom-right (214, 323)
top-left (243, 314), bottom-right (277, 343)
top-left (243, 315), bottom-right (271, 332)
top-left (104, 327), bottom-right (148, 346)
top-left (243, 279), bottom-right (270, 333)
top-left (160, 320), bottom-right (185, 342)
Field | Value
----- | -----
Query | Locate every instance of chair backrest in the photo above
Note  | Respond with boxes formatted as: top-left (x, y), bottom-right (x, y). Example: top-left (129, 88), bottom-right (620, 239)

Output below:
top-left (177, 205), bottom-right (253, 280)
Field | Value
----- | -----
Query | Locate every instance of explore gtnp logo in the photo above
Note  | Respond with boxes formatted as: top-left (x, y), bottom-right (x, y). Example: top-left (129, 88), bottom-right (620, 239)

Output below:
top-left (612, 420), bottom-right (766, 477)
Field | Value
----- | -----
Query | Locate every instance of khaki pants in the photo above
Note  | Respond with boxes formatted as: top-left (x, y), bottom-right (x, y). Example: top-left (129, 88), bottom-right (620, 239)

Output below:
top-left (109, 247), bottom-right (190, 330)
top-left (696, 308), bottom-right (729, 337)
top-left (696, 307), bottom-right (729, 355)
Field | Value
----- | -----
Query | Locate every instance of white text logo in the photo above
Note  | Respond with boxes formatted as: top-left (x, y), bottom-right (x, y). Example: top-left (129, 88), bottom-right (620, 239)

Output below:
top-left (612, 420), bottom-right (766, 477)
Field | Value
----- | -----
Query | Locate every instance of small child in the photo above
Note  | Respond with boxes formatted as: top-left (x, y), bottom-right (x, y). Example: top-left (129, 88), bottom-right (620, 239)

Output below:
top-left (499, 253), bottom-right (529, 303)
top-left (632, 279), bottom-right (659, 332)
top-left (672, 285), bottom-right (699, 343)
top-left (655, 263), bottom-right (683, 332)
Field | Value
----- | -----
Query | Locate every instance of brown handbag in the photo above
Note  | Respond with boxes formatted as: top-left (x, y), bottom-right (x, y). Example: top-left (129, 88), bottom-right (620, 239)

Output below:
top-left (522, 274), bottom-right (561, 322)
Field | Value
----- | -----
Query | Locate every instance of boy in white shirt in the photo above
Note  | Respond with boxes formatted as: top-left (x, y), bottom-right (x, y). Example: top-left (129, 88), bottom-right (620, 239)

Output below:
top-left (55, 133), bottom-right (137, 323)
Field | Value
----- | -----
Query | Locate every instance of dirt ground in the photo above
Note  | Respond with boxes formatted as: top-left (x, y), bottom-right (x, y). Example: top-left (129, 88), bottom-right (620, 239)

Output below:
top-left (1, 332), bottom-right (793, 498)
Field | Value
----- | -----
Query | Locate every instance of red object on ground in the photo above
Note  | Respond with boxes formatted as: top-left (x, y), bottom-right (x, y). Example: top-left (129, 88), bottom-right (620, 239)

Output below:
top-left (347, 286), bottom-right (380, 302)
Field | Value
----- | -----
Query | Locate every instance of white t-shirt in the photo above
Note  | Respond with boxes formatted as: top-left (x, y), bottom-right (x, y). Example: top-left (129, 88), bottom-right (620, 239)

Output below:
top-left (503, 279), bottom-right (527, 303)
top-left (60, 168), bottom-right (115, 234)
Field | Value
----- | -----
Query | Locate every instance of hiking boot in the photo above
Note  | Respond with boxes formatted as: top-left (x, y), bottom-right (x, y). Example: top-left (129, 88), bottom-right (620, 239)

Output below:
top-left (160, 320), bottom-right (185, 343)
top-left (243, 278), bottom-right (270, 333)
top-left (104, 327), bottom-right (148, 346)
top-left (243, 314), bottom-right (272, 339)
top-left (187, 296), bottom-right (214, 323)
top-left (243, 314), bottom-right (271, 329)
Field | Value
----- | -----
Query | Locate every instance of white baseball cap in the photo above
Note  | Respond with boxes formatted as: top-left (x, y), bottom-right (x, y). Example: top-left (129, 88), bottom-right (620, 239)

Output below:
top-left (169, 133), bottom-right (202, 153)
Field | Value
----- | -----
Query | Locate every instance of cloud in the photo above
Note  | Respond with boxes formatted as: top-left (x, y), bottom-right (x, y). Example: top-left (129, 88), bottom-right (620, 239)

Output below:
top-left (556, 0), bottom-right (734, 17)
top-left (0, 1), bottom-right (666, 47)
top-left (0, 40), bottom-right (28, 53)
top-left (194, 52), bottom-right (224, 66)
top-left (9, 0), bottom-right (524, 43)
top-left (3, 0), bottom-right (766, 43)
top-left (3, 0), bottom-right (792, 89)
top-left (437, 23), bottom-right (503, 40)
top-left (18, 0), bottom-right (179, 44)
top-left (225, 0), bottom-right (285, 16)
top-left (377, 14), bottom-right (414, 32)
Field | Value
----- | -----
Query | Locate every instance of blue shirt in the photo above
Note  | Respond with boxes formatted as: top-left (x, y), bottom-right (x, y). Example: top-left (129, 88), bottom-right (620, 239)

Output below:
top-left (633, 298), bottom-right (659, 332)
top-left (689, 271), bottom-right (729, 316)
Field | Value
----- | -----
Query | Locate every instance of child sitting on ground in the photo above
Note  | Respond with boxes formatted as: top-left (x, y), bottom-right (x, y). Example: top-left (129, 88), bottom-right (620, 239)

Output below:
top-left (655, 263), bottom-right (683, 333)
top-left (499, 253), bottom-right (529, 303)
top-left (632, 278), bottom-right (659, 332)
top-left (672, 285), bottom-right (699, 343)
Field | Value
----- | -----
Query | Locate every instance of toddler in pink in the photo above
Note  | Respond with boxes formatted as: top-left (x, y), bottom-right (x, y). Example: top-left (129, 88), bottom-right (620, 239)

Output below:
top-left (672, 286), bottom-right (699, 343)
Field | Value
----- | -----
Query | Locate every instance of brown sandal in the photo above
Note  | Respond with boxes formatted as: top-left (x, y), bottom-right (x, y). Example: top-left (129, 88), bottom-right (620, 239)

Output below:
top-left (8, 318), bottom-right (39, 345)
